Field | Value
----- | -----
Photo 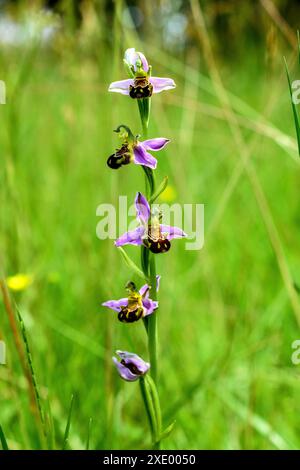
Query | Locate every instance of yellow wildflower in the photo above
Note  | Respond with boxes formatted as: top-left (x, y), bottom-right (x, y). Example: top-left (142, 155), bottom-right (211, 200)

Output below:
top-left (6, 274), bottom-right (33, 292)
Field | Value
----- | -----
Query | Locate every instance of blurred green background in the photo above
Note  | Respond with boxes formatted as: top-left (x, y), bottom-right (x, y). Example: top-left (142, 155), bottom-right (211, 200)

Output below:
top-left (1, 0), bottom-right (300, 450)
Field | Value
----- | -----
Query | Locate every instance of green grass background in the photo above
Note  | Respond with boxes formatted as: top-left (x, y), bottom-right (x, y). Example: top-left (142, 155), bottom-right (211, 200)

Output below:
top-left (1, 0), bottom-right (300, 450)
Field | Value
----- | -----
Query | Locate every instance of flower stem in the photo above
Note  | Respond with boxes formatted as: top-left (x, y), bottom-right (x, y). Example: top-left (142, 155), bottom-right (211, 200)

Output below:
top-left (137, 96), bottom-right (160, 444)
top-left (148, 253), bottom-right (158, 383)
top-left (137, 98), bottom-right (150, 136)
top-left (146, 374), bottom-right (162, 449)
top-left (142, 166), bottom-right (155, 199)
top-left (139, 376), bottom-right (157, 444)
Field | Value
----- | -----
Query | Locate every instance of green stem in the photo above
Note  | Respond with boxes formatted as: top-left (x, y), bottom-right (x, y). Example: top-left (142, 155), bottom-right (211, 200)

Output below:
top-left (142, 166), bottom-right (155, 199)
top-left (137, 98), bottom-right (150, 136)
top-left (146, 375), bottom-right (162, 449)
top-left (148, 254), bottom-right (158, 383)
top-left (137, 95), bottom-right (160, 444)
top-left (139, 376), bottom-right (157, 444)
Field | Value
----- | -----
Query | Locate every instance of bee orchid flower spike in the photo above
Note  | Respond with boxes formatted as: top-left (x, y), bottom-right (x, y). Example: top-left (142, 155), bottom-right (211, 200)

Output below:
top-left (104, 47), bottom-right (181, 448)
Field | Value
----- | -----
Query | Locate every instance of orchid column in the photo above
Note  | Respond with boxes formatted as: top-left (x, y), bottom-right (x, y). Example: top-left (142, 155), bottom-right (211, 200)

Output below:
top-left (103, 48), bottom-right (185, 448)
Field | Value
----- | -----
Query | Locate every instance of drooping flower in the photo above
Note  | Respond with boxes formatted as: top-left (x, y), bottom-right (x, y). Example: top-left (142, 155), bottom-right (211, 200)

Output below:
top-left (113, 350), bottom-right (150, 382)
top-left (6, 273), bottom-right (33, 292)
top-left (107, 125), bottom-right (170, 170)
top-left (115, 192), bottom-right (187, 254)
top-left (108, 48), bottom-right (176, 99)
top-left (102, 277), bottom-right (160, 323)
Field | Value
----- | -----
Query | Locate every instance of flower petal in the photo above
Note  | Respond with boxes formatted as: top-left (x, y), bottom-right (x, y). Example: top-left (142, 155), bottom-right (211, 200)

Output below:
top-left (139, 274), bottom-right (160, 299)
top-left (138, 52), bottom-right (149, 72)
top-left (160, 225), bottom-right (187, 240)
top-left (142, 298), bottom-right (159, 316)
top-left (133, 144), bottom-right (157, 169)
top-left (112, 356), bottom-right (138, 381)
top-left (156, 275), bottom-right (161, 292)
top-left (113, 350), bottom-right (150, 381)
top-left (124, 48), bottom-right (136, 65)
top-left (115, 225), bottom-right (145, 247)
top-left (125, 48), bottom-right (149, 72)
top-left (108, 78), bottom-right (133, 95)
top-left (135, 192), bottom-right (150, 225)
top-left (141, 138), bottom-right (170, 152)
top-left (116, 350), bottom-right (150, 374)
top-left (139, 283), bottom-right (150, 297)
top-left (150, 77), bottom-right (176, 94)
top-left (102, 298), bottom-right (128, 312)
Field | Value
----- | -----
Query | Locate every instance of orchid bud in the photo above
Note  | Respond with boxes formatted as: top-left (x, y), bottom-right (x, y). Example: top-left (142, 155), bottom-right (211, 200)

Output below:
top-left (112, 350), bottom-right (150, 382)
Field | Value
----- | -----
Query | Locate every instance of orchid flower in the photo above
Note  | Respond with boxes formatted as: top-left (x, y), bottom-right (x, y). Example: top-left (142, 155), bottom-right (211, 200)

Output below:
top-left (113, 350), bottom-right (150, 382)
top-left (107, 125), bottom-right (170, 170)
top-left (108, 48), bottom-right (176, 99)
top-left (115, 192), bottom-right (187, 253)
top-left (102, 277), bottom-right (160, 323)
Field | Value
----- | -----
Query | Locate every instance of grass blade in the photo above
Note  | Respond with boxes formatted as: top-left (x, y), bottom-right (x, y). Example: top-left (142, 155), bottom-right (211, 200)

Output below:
top-left (16, 308), bottom-right (45, 442)
top-left (86, 418), bottom-right (92, 450)
top-left (298, 30), bottom-right (300, 66)
top-left (220, 391), bottom-right (294, 450)
top-left (62, 394), bottom-right (74, 450)
top-left (0, 425), bottom-right (9, 450)
top-left (284, 57), bottom-right (300, 156)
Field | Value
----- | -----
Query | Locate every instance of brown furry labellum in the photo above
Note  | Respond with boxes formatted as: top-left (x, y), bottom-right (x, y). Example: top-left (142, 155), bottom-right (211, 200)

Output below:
top-left (107, 145), bottom-right (131, 169)
top-left (129, 77), bottom-right (153, 99)
top-left (118, 305), bottom-right (144, 323)
top-left (144, 226), bottom-right (171, 254)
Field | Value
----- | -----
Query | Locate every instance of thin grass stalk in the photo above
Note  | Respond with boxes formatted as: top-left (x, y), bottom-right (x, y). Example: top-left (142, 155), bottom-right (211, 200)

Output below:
top-left (0, 278), bottom-right (46, 444)
top-left (16, 309), bottom-right (46, 437)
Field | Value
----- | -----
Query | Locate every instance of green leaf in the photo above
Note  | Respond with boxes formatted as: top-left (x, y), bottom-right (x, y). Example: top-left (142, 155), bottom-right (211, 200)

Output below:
top-left (0, 425), bottom-right (9, 450)
top-left (158, 421), bottom-right (176, 442)
top-left (284, 57), bottom-right (300, 156)
top-left (139, 377), bottom-right (157, 443)
top-left (117, 247), bottom-right (148, 281)
top-left (149, 176), bottom-right (168, 204)
top-left (62, 394), bottom-right (74, 450)
top-left (146, 375), bottom-right (162, 438)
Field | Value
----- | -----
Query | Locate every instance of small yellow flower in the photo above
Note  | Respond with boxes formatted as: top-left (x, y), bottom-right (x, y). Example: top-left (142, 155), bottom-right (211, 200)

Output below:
top-left (160, 185), bottom-right (177, 203)
top-left (6, 274), bottom-right (33, 292)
